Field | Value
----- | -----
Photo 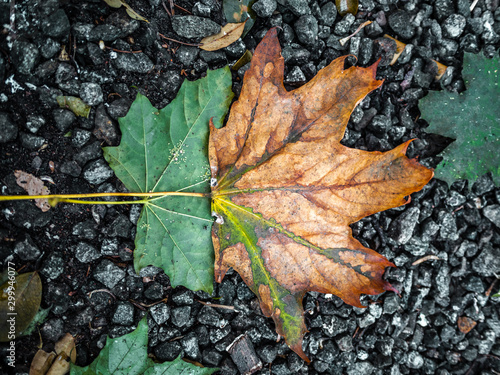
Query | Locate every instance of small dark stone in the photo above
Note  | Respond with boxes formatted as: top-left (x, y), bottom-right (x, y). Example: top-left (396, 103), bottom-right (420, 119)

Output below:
top-left (443, 14), bottom-right (466, 38)
top-left (74, 241), bottom-right (101, 263)
top-left (41, 318), bottom-right (64, 342)
top-left (82, 159), bottom-right (114, 185)
top-left (284, 66), bottom-right (306, 86)
top-left (144, 282), bottom-right (165, 300)
top-left (438, 211), bottom-right (459, 241)
top-left (19, 132), bottom-right (46, 150)
top-left (112, 301), bottom-right (134, 325)
top-left (472, 173), bottom-right (495, 196)
top-left (406, 351), bottom-right (424, 369)
top-left (198, 306), bottom-right (225, 328)
top-left (71, 128), bottom-right (91, 148)
top-left (93, 259), bottom-right (126, 288)
top-left (336, 334), bottom-right (354, 352)
top-left (294, 15), bottom-right (318, 46)
top-left (483, 205), bottom-right (500, 228)
top-left (171, 15), bottom-right (220, 39)
top-left (334, 14), bottom-right (355, 35)
top-left (388, 10), bottom-right (415, 39)
top-left (59, 161), bottom-right (82, 177)
top-left (155, 341), bottom-right (182, 361)
top-left (11, 40), bottom-right (40, 75)
top-left (112, 52), bottom-right (154, 74)
top-left (93, 105), bottom-right (118, 146)
top-left (150, 303), bottom-right (170, 325)
top-left (199, 50), bottom-right (227, 67)
top-left (172, 289), bottom-right (195, 305)
top-left (41, 9), bottom-right (70, 39)
top-left (389, 207), bottom-right (420, 244)
top-left (25, 114), bottom-right (45, 134)
top-left (176, 46), bottom-right (200, 66)
top-left (202, 349), bottom-right (223, 367)
top-left (0, 112), bottom-right (18, 143)
top-left (171, 306), bottom-right (192, 328)
top-left (14, 234), bottom-right (41, 261)
top-left (79, 82), bottom-right (103, 106)
top-left (252, 0), bottom-right (277, 18)
top-left (53, 108), bottom-right (75, 132)
top-left (179, 332), bottom-right (200, 360)
top-left (107, 98), bottom-right (131, 120)
top-left (472, 243), bottom-right (500, 276)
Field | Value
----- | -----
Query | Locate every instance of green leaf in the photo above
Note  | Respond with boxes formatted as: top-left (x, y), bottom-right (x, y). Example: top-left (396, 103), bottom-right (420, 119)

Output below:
top-left (420, 53), bottom-right (500, 186)
top-left (104, 68), bottom-right (234, 294)
top-left (0, 272), bottom-right (42, 341)
top-left (223, 0), bottom-right (256, 37)
top-left (71, 317), bottom-right (218, 375)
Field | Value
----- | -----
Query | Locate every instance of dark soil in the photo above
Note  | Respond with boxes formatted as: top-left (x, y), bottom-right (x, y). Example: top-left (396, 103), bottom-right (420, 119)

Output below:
top-left (1, 0), bottom-right (499, 374)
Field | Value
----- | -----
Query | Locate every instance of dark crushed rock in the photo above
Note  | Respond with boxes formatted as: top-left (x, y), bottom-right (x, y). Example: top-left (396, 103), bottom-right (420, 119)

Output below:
top-left (171, 15), bottom-right (221, 39)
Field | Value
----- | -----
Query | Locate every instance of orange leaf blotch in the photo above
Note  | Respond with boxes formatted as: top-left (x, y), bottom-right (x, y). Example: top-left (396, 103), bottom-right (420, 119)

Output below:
top-left (258, 284), bottom-right (274, 317)
top-left (214, 241), bottom-right (254, 287)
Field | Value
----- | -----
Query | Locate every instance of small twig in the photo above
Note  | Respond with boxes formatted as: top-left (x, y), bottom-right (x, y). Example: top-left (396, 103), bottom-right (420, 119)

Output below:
top-left (161, 1), bottom-right (171, 16)
top-left (169, 0), bottom-right (174, 15)
top-left (129, 298), bottom-right (168, 308)
top-left (470, 0), bottom-right (479, 12)
top-left (158, 33), bottom-right (201, 47)
top-left (197, 300), bottom-right (237, 311)
top-left (339, 21), bottom-right (372, 46)
top-left (485, 279), bottom-right (498, 297)
top-left (87, 289), bottom-right (116, 300)
top-left (174, 3), bottom-right (191, 14)
top-left (412, 255), bottom-right (441, 266)
top-left (105, 46), bottom-right (143, 54)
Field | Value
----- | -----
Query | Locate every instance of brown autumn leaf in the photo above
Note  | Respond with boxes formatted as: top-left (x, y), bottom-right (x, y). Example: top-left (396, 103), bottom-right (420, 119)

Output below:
top-left (210, 28), bottom-right (433, 361)
top-left (200, 22), bottom-right (246, 52)
top-left (457, 316), bottom-right (477, 334)
top-left (14, 170), bottom-right (51, 212)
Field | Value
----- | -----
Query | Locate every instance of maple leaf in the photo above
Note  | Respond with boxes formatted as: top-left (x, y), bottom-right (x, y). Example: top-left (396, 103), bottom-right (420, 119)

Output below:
top-left (209, 28), bottom-right (433, 361)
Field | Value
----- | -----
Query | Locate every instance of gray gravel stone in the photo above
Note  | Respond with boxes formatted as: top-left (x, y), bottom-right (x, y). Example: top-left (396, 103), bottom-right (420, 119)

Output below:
top-left (25, 114), bottom-right (46, 133)
top-left (150, 303), bottom-right (170, 325)
top-left (74, 241), bottom-right (101, 263)
top-left (112, 302), bottom-right (135, 326)
top-left (11, 40), bottom-right (40, 75)
top-left (112, 52), bottom-right (154, 74)
top-left (284, 66), bottom-right (306, 85)
top-left (41, 9), bottom-right (70, 39)
top-left (181, 332), bottom-right (200, 360)
top-left (0, 112), bottom-right (18, 143)
top-left (171, 15), bottom-right (220, 39)
top-left (83, 159), bottom-right (114, 185)
top-left (155, 341), bottom-right (182, 361)
top-left (472, 243), bottom-right (500, 276)
top-left (60, 161), bottom-right (82, 177)
top-left (53, 108), bottom-right (75, 132)
top-left (171, 306), bottom-right (192, 328)
top-left (334, 13), bottom-right (355, 35)
top-left (93, 104), bottom-right (118, 146)
top-left (318, 2), bottom-right (337, 26)
top-left (41, 254), bottom-right (65, 280)
top-left (284, 0), bottom-right (311, 16)
top-left (93, 259), bottom-right (126, 288)
top-left (252, 0), bottom-right (277, 18)
top-left (388, 10), bottom-right (415, 39)
top-left (483, 205), bottom-right (500, 228)
top-left (472, 173), bottom-right (495, 195)
top-left (443, 14), bottom-right (466, 38)
top-left (176, 46), bottom-right (199, 66)
top-left (389, 207), bottom-right (420, 244)
top-left (437, 211), bottom-right (459, 241)
top-left (19, 132), bottom-right (45, 150)
top-left (79, 82), bottom-right (103, 106)
top-left (14, 234), bottom-right (41, 261)
top-left (294, 15), bottom-right (318, 46)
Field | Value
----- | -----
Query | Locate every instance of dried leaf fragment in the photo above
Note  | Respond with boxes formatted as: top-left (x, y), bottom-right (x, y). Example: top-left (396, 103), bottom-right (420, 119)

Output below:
top-left (0, 272), bottom-right (42, 341)
top-left (14, 170), bottom-right (50, 212)
top-left (210, 28), bottom-right (433, 361)
top-left (200, 22), bottom-right (246, 51)
top-left (102, 0), bottom-right (148, 22)
top-left (56, 96), bottom-right (91, 118)
top-left (384, 34), bottom-right (407, 65)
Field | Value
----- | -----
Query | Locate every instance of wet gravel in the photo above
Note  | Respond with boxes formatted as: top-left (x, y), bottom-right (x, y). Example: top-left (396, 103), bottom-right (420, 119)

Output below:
top-left (1, 0), bottom-right (500, 374)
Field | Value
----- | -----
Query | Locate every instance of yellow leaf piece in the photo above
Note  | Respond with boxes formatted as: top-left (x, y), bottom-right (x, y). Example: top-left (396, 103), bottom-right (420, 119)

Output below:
top-left (200, 22), bottom-right (246, 52)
